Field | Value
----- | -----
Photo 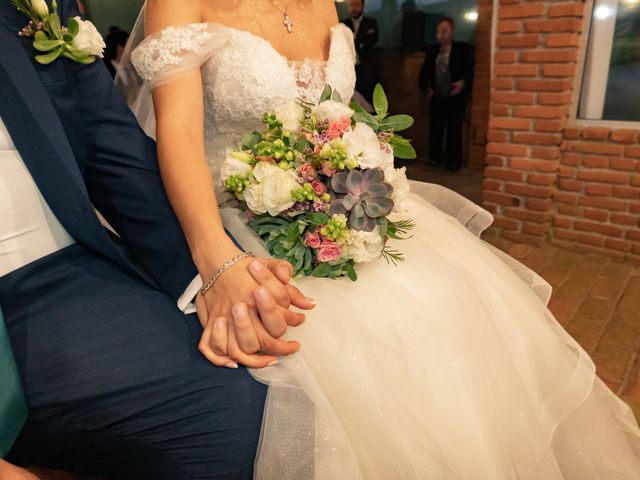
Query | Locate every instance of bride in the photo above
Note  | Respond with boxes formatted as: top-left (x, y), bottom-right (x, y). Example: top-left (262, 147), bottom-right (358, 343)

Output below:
top-left (121, 0), bottom-right (640, 478)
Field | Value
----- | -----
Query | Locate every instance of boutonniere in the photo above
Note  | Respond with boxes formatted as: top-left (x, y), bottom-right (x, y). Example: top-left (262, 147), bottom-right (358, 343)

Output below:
top-left (13, 0), bottom-right (106, 64)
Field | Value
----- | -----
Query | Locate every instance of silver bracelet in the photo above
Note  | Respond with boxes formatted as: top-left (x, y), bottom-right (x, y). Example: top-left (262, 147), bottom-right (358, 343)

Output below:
top-left (199, 251), bottom-right (254, 297)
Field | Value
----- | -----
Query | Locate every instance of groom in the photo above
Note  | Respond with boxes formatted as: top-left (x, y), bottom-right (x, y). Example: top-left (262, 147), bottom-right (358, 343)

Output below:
top-left (0, 1), bottom-right (303, 478)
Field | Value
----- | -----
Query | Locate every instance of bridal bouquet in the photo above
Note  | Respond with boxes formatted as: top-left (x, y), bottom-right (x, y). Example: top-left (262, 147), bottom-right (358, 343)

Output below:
top-left (221, 85), bottom-right (416, 280)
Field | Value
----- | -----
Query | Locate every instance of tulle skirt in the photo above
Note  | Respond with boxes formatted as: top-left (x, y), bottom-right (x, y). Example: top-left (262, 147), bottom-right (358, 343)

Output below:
top-left (220, 192), bottom-right (640, 479)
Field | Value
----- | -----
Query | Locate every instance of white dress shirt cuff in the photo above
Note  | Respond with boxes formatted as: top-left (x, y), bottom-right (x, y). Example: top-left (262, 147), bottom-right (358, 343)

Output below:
top-left (177, 275), bottom-right (203, 314)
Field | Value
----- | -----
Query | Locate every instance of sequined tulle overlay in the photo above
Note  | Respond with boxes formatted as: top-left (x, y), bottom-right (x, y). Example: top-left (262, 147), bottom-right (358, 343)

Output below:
top-left (130, 21), bottom-right (640, 480)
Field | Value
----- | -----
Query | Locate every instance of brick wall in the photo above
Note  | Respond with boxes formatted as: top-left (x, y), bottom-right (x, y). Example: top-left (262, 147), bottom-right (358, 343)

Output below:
top-left (478, 0), bottom-right (640, 263)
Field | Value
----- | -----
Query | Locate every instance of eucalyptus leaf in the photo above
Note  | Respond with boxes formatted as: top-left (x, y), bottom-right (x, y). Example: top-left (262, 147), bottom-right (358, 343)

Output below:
top-left (389, 136), bottom-right (417, 159)
top-left (372, 84), bottom-right (388, 118)
top-left (352, 112), bottom-right (379, 131)
top-left (380, 114), bottom-right (414, 132)
top-left (319, 85), bottom-right (332, 103)
top-left (349, 102), bottom-right (367, 115)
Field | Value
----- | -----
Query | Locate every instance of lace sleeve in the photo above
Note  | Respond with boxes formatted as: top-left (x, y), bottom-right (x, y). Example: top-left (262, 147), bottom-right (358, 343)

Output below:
top-left (131, 23), bottom-right (230, 88)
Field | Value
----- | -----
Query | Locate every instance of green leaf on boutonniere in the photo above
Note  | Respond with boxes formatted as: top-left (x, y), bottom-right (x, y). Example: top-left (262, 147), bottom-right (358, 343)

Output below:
top-left (35, 46), bottom-right (63, 65)
top-left (48, 13), bottom-right (63, 40)
top-left (67, 17), bottom-right (79, 37)
top-left (33, 39), bottom-right (64, 52)
top-left (65, 44), bottom-right (91, 59)
top-left (63, 51), bottom-right (95, 64)
top-left (34, 31), bottom-right (47, 41)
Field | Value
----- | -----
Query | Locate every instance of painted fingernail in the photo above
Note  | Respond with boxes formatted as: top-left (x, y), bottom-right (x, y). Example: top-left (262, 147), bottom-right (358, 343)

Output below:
top-left (268, 360), bottom-right (279, 367)
top-left (225, 362), bottom-right (239, 369)
top-left (249, 260), bottom-right (263, 272)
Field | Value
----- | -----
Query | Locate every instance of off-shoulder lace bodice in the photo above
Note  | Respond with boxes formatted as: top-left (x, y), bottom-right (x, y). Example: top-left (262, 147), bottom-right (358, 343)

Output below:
top-left (131, 23), bottom-right (356, 197)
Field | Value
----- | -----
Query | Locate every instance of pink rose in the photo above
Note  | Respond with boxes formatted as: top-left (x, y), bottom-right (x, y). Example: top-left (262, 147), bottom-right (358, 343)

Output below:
top-left (311, 180), bottom-right (327, 196)
top-left (299, 163), bottom-right (317, 182)
top-left (304, 232), bottom-right (322, 248)
top-left (321, 162), bottom-right (336, 177)
top-left (313, 145), bottom-right (322, 155)
top-left (316, 241), bottom-right (343, 263)
top-left (326, 117), bottom-right (351, 140)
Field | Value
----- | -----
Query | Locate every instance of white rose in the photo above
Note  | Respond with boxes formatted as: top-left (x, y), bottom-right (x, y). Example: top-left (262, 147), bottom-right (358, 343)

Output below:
top-left (220, 151), bottom-right (253, 184)
top-left (312, 100), bottom-right (354, 123)
top-left (72, 17), bottom-right (106, 58)
top-left (274, 100), bottom-right (304, 131)
top-left (384, 166), bottom-right (410, 213)
top-left (243, 183), bottom-right (267, 214)
top-left (343, 123), bottom-right (394, 170)
top-left (254, 163), bottom-right (300, 216)
top-left (343, 227), bottom-right (385, 264)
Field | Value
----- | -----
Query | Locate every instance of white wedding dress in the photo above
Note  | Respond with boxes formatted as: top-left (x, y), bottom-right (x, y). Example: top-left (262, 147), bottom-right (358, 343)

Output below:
top-left (125, 20), bottom-right (640, 480)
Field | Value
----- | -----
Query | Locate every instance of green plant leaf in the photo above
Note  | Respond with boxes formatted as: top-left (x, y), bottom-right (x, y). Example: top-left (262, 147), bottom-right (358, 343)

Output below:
top-left (319, 85), bottom-right (332, 103)
top-left (35, 47), bottom-right (63, 64)
top-left (33, 39), bottom-right (64, 52)
top-left (34, 31), bottom-right (47, 41)
top-left (305, 212), bottom-right (331, 227)
top-left (389, 136), bottom-right (417, 159)
top-left (294, 136), bottom-right (309, 153)
top-left (331, 88), bottom-right (342, 103)
top-left (380, 114), bottom-right (414, 132)
top-left (47, 13), bottom-right (63, 39)
top-left (352, 112), bottom-right (379, 131)
top-left (67, 16), bottom-right (79, 36)
top-left (372, 83), bottom-right (388, 118)
top-left (349, 102), bottom-right (367, 115)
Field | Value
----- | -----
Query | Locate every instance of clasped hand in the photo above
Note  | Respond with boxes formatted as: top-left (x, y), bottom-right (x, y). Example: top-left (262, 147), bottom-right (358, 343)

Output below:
top-left (196, 256), bottom-right (314, 369)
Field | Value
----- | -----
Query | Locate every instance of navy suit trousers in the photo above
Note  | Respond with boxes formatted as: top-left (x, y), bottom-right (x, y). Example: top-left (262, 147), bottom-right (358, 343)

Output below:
top-left (0, 244), bottom-right (267, 479)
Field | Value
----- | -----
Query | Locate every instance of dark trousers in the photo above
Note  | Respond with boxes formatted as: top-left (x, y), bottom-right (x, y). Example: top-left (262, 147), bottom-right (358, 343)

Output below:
top-left (429, 95), bottom-right (467, 171)
top-left (1, 244), bottom-right (267, 479)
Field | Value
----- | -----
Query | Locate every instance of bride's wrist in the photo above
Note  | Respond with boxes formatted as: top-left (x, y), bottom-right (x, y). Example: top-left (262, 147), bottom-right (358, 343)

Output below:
top-left (192, 239), bottom-right (244, 280)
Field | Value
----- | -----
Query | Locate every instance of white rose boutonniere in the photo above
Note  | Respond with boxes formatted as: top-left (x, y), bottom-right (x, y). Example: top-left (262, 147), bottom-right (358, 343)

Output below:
top-left (13, 0), bottom-right (105, 64)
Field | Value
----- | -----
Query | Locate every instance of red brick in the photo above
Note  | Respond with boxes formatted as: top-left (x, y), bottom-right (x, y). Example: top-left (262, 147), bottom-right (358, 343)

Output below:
top-left (495, 64), bottom-right (538, 77)
top-left (503, 231), bottom-right (546, 244)
top-left (485, 167), bottom-right (525, 182)
top-left (505, 183), bottom-right (553, 198)
top-left (511, 157), bottom-right (559, 172)
top-left (611, 213), bottom-right (639, 226)
top-left (517, 79), bottom-right (572, 92)
top-left (528, 173), bottom-right (556, 186)
top-left (585, 184), bottom-right (612, 196)
top-left (527, 198), bottom-right (553, 211)
top-left (559, 179), bottom-right (582, 191)
top-left (554, 216), bottom-right (572, 228)
top-left (555, 191), bottom-right (579, 204)
top-left (613, 186), bottom-right (640, 199)
top-left (492, 78), bottom-right (513, 90)
top-left (562, 152), bottom-right (581, 165)
top-left (486, 143), bottom-right (529, 157)
top-left (536, 120), bottom-right (564, 133)
top-left (492, 216), bottom-right (519, 230)
top-left (489, 117), bottom-right (532, 130)
top-left (532, 146), bottom-right (561, 159)
top-left (546, 33), bottom-right (581, 47)
top-left (496, 35), bottom-right (541, 48)
top-left (558, 204), bottom-right (581, 215)
top-left (539, 92), bottom-right (573, 106)
top-left (492, 91), bottom-right (535, 105)
top-left (556, 228), bottom-right (580, 241)
top-left (495, 50), bottom-right (517, 63)
top-left (579, 233), bottom-right (606, 247)
top-left (632, 202), bottom-right (640, 214)
top-left (626, 145), bottom-right (640, 158)
top-left (605, 238), bottom-right (632, 252)
top-left (483, 191), bottom-right (520, 206)
top-left (610, 158), bottom-right (638, 171)
top-left (580, 196), bottom-right (628, 211)
top-left (497, 21), bottom-right (520, 34)
top-left (574, 221), bottom-right (623, 237)
top-left (571, 142), bottom-right (625, 155)
top-left (505, 208), bottom-right (550, 223)
top-left (543, 64), bottom-right (576, 77)
top-left (485, 155), bottom-right (506, 167)
top-left (610, 130), bottom-right (639, 144)
top-left (627, 230), bottom-right (640, 241)
top-left (583, 208), bottom-right (608, 222)
top-left (487, 130), bottom-right (509, 143)
top-left (513, 132), bottom-right (561, 145)
top-left (548, 3), bottom-right (585, 18)
top-left (515, 106), bottom-right (568, 119)
top-left (582, 155), bottom-right (609, 168)
top-left (524, 19), bottom-right (582, 33)
top-left (483, 178), bottom-right (502, 191)
top-left (499, 3), bottom-right (545, 19)
top-left (581, 128), bottom-right (610, 140)
top-left (558, 166), bottom-right (576, 178)
top-left (523, 223), bottom-right (549, 236)
top-left (520, 49), bottom-right (578, 63)
top-left (577, 170), bottom-right (629, 184)
top-left (563, 127), bottom-right (581, 139)
top-left (490, 104), bottom-right (511, 116)
top-left (632, 175), bottom-right (640, 186)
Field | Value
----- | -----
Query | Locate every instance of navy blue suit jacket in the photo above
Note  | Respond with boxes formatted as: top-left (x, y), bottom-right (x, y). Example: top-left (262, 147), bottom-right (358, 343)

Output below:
top-left (0, 0), bottom-right (198, 301)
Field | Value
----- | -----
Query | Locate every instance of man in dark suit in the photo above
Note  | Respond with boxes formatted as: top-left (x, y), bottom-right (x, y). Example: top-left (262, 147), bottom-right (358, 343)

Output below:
top-left (419, 17), bottom-right (473, 172)
top-left (342, 0), bottom-right (379, 103)
top-left (0, 1), bottom-right (307, 478)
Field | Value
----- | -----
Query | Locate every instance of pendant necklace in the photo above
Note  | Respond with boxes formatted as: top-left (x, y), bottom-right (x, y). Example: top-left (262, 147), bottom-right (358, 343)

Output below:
top-left (267, 0), bottom-right (293, 33)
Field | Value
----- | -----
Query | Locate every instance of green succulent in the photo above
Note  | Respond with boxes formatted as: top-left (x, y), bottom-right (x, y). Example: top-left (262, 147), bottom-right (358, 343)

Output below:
top-left (328, 168), bottom-right (394, 232)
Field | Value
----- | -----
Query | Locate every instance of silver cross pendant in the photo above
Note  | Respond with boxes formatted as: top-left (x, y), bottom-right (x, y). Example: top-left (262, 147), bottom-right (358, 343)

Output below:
top-left (283, 12), bottom-right (293, 33)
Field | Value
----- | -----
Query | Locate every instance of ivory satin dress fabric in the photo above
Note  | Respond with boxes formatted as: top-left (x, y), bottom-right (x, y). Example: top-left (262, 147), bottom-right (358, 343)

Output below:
top-left (127, 21), bottom-right (640, 479)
